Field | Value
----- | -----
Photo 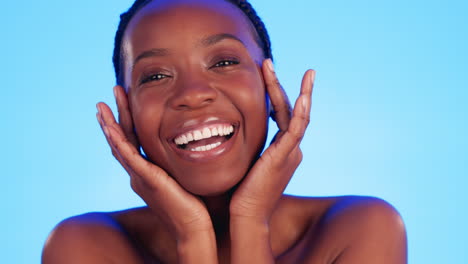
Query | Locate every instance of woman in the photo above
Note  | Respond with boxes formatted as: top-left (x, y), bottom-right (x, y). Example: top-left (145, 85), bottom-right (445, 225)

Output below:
top-left (42, 0), bottom-right (407, 263)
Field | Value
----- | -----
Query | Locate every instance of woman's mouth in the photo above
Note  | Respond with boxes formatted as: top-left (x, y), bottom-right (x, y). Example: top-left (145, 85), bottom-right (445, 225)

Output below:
top-left (173, 124), bottom-right (235, 152)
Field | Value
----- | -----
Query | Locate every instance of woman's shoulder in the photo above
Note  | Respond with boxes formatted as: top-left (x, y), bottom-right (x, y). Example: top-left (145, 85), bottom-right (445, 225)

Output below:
top-left (281, 194), bottom-right (405, 223)
top-left (42, 208), bottom-right (160, 264)
top-left (276, 195), bottom-right (405, 233)
top-left (274, 195), bottom-right (407, 263)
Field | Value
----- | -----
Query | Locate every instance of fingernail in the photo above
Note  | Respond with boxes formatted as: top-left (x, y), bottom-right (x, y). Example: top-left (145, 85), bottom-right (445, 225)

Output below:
top-left (267, 59), bottom-right (274, 72)
top-left (103, 126), bottom-right (110, 137)
top-left (96, 103), bottom-right (101, 113)
top-left (113, 86), bottom-right (118, 99)
top-left (302, 97), bottom-right (308, 114)
top-left (310, 71), bottom-right (315, 86)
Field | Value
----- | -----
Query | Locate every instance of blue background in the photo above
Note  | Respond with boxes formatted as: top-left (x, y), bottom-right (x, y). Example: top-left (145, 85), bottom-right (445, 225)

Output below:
top-left (2, 0), bottom-right (467, 263)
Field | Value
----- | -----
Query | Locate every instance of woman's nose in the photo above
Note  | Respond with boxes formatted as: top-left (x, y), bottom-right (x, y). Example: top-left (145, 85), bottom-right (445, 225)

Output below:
top-left (169, 75), bottom-right (218, 110)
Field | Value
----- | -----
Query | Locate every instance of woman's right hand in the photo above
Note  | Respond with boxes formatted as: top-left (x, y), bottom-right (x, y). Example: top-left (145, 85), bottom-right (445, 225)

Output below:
top-left (96, 85), bottom-right (214, 241)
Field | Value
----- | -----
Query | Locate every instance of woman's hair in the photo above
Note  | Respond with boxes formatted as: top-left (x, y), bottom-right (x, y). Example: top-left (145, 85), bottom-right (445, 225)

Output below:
top-left (112, 0), bottom-right (273, 86)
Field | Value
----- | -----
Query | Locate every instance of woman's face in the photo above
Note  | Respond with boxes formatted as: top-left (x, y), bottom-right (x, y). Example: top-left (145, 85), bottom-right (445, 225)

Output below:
top-left (122, 0), bottom-right (269, 196)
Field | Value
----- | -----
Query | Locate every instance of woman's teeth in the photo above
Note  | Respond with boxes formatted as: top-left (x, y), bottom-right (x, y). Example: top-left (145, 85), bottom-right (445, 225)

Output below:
top-left (174, 124), bottom-right (234, 151)
top-left (191, 142), bottom-right (222, 152)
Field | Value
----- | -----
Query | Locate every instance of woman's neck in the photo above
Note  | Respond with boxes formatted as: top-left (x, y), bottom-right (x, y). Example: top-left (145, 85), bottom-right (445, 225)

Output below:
top-left (201, 191), bottom-right (233, 244)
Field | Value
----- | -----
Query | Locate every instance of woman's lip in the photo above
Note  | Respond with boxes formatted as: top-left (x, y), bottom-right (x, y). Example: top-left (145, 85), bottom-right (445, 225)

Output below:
top-left (169, 124), bottom-right (239, 162)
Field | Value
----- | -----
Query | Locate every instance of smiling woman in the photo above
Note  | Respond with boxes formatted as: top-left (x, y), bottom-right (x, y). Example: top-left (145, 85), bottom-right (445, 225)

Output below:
top-left (41, 0), bottom-right (407, 263)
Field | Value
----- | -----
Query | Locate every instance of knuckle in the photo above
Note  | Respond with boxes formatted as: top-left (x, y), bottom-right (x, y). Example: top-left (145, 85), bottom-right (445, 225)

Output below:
top-left (296, 149), bottom-right (303, 164)
top-left (274, 79), bottom-right (281, 87)
top-left (273, 104), bottom-right (292, 116)
top-left (267, 74), bottom-right (280, 85)
top-left (288, 148), bottom-right (302, 168)
top-left (290, 129), bottom-right (304, 142)
top-left (130, 181), bottom-right (137, 191)
top-left (301, 114), bottom-right (311, 124)
top-left (130, 179), bottom-right (140, 193)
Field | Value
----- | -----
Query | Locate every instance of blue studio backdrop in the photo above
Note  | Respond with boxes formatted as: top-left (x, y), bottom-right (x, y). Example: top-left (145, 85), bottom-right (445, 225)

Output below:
top-left (1, 0), bottom-right (467, 263)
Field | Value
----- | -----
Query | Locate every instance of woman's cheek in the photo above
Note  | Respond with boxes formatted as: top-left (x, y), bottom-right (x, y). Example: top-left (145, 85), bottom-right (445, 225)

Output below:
top-left (131, 92), bottom-right (165, 150)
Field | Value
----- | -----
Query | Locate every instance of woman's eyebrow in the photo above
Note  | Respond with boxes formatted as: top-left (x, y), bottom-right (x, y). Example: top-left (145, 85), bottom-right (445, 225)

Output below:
top-left (132, 48), bottom-right (170, 70)
top-left (132, 34), bottom-right (244, 70)
top-left (200, 33), bottom-right (246, 47)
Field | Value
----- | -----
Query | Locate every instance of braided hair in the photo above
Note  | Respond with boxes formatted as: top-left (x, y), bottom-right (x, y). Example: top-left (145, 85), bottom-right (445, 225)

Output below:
top-left (112, 0), bottom-right (273, 86)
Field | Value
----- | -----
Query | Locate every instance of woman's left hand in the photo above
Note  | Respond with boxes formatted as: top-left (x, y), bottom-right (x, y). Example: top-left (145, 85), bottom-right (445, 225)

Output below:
top-left (230, 59), bottom-right (315, 224)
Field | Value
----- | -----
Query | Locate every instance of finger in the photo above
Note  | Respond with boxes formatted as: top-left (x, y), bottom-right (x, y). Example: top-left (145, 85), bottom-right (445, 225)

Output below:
top-left (96, 108), bottom-right (119, 155)
top-left (104, 123), bottom-right (168, 187)
top-left (101, 124), bottom-right (161, 197)
top-left (96, 102), bottom-right (141, 174)
top-left (105, 124), bottom-right (202, 216)
top-left (100, 123), bottom-right (137, 172)
top-left (299, 69), bottom-right (315, 103)
top-left (99, 112), bottom-right (174, 196)
top-left (114, 85), bottom-right (139, 148)
top-left (97, 102), bottom-right (127, 139)
top-left (96, 111), bottom-right (134, 170)
top-left (262, 59), bottom-right (292, 131)
top-left (273, 70), bottom-right (315, 154)
top-left (97, 101), bottom-right (197, 214)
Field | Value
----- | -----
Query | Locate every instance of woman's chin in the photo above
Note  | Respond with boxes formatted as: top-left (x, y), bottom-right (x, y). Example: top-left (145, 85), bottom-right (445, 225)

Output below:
top-left (180, 173), bottom-right (244, 197)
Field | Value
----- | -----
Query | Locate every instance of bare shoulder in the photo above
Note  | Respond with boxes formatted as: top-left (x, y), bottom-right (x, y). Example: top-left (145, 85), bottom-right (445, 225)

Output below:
top-left (320, 196), bottom-right (407, 263)
top-left (277, 195), bottom-right (407, 264)
top-left (42, 212), bottom-right (145, 264)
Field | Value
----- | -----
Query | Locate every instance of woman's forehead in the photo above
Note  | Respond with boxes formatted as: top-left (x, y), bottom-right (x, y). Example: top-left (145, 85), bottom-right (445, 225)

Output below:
top-left (124, 0), bottom-right (258, 45)
top-left (121, 0), bottom-right (263, 76)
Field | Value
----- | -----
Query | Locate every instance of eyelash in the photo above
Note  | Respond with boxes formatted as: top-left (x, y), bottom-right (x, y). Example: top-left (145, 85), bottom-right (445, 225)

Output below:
top-left (140, 73), bottom-right (169, 84)
top-left (212, 59), bottom-right (239, 68)
top-left (139, 59), bottom-right (239, 85)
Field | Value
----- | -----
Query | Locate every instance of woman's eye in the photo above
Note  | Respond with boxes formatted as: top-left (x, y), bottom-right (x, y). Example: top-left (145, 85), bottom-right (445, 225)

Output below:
top-left (140, 73), bottom-right (169, 84)
top-left (213, 60), bottom-right (239, 68)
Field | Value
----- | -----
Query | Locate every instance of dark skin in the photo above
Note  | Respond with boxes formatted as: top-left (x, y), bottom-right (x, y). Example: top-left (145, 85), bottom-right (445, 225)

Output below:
top-left (42, 1), bottom-right (407, 263)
